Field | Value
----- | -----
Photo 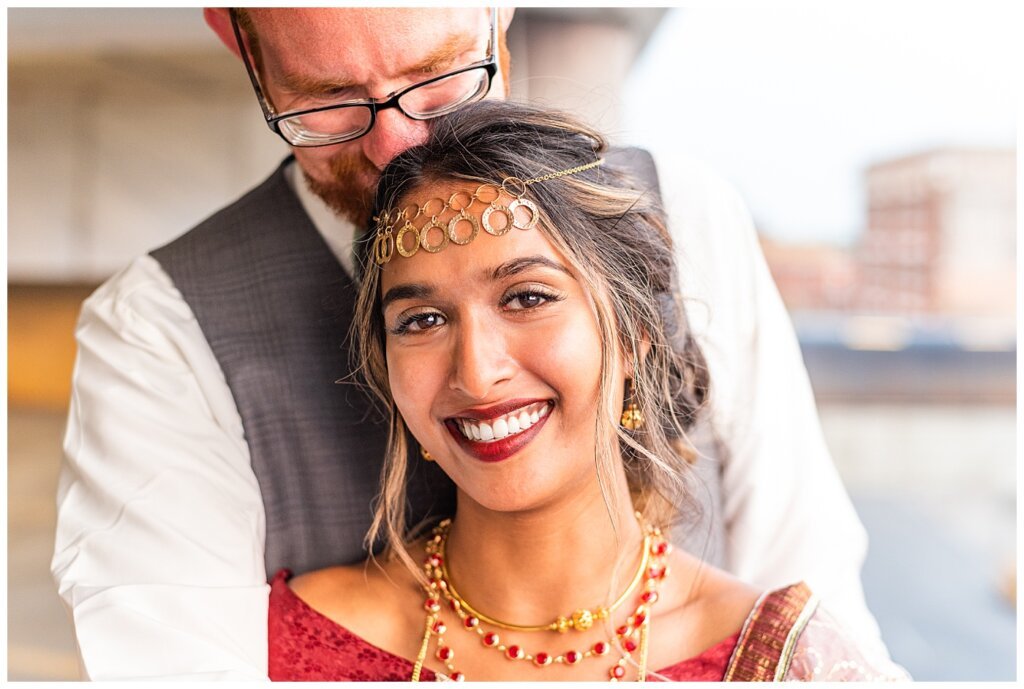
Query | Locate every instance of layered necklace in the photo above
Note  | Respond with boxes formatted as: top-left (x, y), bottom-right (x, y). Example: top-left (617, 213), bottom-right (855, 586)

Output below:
top-left (411, 516), bottom-right (671, 682)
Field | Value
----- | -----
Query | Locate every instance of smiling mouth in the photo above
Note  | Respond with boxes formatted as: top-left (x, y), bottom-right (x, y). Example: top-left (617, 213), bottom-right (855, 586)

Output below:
top-left (449, 401), bottom-right (552, 443)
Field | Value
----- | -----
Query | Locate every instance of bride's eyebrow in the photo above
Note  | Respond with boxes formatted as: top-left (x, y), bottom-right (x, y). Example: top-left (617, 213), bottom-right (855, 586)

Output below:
top-left (381, 257), bottom-right (571, 309)
top-left (381, 283), bottom-right (434, 311)
top-left (491, 256), bottom-right (574, 281)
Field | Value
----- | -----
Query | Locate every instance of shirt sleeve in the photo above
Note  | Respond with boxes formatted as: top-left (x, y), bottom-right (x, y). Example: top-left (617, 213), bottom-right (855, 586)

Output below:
top-left (652, 149), bottom-right (889, 655)
top-left (51, 255), bottom-right (270, 680)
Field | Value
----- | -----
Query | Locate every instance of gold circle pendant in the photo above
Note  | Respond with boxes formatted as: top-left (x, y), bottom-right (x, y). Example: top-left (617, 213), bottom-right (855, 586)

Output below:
top-left (508, 198), bottom-right (539, 230)
top-left (396, 222), bottom-right (420, 258)
top-left (374, 232), bottom-right (394, 264)
top-left (447, 211), bottom-right (480, 246)
top-left (482, 203), bottom-right (512, 236)
top-left (419, 220), bottom-right (450, 253)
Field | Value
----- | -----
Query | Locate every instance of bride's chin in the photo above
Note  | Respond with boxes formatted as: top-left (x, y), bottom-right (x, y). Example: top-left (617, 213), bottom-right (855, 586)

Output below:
top-left (451, 473), bottom-right (585, 518)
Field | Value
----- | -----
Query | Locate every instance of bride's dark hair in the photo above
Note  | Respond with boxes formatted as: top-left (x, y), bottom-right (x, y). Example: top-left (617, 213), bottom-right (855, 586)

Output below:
top-left (352, 101), bottom-right (710, 579)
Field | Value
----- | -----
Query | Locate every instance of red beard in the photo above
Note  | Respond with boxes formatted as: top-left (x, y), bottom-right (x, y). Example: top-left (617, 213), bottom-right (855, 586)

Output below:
top-left (303, 151), bottom-right (381, 231)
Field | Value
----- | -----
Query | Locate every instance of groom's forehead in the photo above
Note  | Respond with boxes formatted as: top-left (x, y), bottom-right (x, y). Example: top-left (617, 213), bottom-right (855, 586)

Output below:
top-left (248, 8), bottom-right (486, 81)
top-left (249, 8), bottom-right (482, 52)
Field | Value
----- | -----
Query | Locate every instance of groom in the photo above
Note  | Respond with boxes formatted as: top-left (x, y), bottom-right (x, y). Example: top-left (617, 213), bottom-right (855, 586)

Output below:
top-left (53, 8), bottom-right (883, 679)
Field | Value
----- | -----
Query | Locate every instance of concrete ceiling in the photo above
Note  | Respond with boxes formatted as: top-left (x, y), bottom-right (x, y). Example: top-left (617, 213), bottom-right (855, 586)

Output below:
top-left (518, 8), bottom-right (667, 45)
top-left (8, 8), bottom-right (218, 56)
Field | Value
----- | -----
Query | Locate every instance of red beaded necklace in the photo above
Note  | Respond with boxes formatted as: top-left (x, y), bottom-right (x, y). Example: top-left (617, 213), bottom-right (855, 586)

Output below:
top-left (411, 517), bottom-right (671, 682)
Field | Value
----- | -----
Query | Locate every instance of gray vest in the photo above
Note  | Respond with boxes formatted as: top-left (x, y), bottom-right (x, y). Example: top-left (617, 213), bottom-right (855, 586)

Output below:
top-left (151, 151), bottom-right (725, 578)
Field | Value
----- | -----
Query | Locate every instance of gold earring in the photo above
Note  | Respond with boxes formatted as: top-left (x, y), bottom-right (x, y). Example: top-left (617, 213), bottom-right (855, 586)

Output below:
top-left (620, 380), bottom-right (644, 430)
top-left (420, 446), bottom-right (435, 462)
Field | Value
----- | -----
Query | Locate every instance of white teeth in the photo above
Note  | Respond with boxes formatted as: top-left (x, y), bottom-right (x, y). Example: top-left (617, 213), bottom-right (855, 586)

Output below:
top-left (492, 418), bottom-right (509, 440)
top-left (455, 402), bottom-right (551, 443)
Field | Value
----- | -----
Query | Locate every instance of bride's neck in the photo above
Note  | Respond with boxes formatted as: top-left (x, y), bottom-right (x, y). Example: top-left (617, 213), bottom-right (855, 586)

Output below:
top-left (440, 485), bottom-right (645, 625)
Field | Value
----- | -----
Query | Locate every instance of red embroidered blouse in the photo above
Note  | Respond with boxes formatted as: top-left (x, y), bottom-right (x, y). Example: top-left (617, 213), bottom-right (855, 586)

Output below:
top-left (268, 569), bottom-right (739, 681)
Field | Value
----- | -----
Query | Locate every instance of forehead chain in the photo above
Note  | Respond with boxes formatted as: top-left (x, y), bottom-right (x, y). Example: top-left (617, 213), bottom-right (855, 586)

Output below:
top-left (371, 158), bottom-right (604, 266)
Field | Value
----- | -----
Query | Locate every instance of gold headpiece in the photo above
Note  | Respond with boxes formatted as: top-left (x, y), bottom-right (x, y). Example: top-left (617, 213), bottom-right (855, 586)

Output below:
top-left (371, 158), bottom-right (604, 265)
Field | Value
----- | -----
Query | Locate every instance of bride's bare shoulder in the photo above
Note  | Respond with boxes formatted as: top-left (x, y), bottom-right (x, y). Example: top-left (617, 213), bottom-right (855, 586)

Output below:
top-left (289, 561), bottom-right (372, 604)
top-left (661, 552), bottom-right (762, 642)
top-left (695, 564), bottom-right (763, 628)
top-left (288, 551), bottom-right (422, 625)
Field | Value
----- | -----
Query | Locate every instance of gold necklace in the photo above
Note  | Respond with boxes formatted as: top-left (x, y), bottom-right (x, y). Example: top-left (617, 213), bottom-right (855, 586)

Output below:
top-left (438, 524), bottom-right (651, 633)
top-left (411, 517), bottom-right (672, 682)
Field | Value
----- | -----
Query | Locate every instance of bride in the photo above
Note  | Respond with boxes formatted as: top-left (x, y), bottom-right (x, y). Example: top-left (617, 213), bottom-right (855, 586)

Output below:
top-left (267, 101), bottom-right (908, 682)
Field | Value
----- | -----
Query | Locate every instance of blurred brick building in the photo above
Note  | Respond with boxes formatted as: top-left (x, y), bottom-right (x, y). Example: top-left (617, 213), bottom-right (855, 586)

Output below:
top-left (762, 147), bottom-right (1015, 321)
top-left (759, 238), bottom-right (857, 312)
top-left (858, 148), bottom-right (1015, 318)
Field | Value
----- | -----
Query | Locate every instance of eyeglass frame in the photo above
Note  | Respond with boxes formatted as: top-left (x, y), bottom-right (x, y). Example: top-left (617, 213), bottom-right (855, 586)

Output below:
top-left (229, 7), bottom-right (500, 148)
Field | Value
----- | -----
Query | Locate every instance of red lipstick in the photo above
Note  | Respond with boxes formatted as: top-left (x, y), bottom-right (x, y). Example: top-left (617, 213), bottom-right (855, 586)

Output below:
top-left (445, 402), bottom-right (553, 463)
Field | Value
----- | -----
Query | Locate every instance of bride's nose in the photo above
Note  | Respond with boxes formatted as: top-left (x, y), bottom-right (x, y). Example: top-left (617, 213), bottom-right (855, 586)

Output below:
top-left (447, 314), bottom-right (516, 400)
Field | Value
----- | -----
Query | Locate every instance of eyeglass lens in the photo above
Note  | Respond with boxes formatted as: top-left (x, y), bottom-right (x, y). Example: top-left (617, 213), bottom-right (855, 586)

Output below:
top-left (279, 68), bottom-right (491, 146)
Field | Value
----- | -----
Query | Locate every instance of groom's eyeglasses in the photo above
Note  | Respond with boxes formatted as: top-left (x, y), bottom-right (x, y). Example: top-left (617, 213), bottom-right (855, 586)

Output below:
top-left (230, 8), bottom-right (499, 148)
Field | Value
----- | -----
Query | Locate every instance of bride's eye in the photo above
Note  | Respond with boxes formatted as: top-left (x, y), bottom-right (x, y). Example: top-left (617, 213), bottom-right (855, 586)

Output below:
top-left (501, 288), bottom-right (563, 311)
top-left (392, 311), bottom-right (446, 334)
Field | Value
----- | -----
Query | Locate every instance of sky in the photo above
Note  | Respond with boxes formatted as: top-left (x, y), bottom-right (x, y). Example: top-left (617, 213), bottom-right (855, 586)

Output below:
top-left (621, 4), bottom-right (1019, 246)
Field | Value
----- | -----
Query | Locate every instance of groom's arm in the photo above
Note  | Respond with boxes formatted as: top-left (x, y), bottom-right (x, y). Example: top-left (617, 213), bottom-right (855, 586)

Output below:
top-left (52, 256), bottom-right (271, 680)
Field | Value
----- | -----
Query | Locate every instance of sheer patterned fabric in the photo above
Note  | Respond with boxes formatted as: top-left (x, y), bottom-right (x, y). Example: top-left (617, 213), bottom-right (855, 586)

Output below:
top-left (784, 606), bottom-right (910, 681)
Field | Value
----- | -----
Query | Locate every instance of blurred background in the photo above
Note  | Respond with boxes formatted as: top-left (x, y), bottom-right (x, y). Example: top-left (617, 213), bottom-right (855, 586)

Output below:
top-left (6, 6), bottom-right (1017, 681)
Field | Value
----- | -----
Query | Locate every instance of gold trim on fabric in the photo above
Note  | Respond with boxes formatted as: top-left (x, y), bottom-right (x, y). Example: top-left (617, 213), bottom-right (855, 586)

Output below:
top-left (774, 592), bottom-right (819, 680)
top-left (722, 589), bottom-right (771, 681)
top-left (722, 581), bottom-right (815, 682)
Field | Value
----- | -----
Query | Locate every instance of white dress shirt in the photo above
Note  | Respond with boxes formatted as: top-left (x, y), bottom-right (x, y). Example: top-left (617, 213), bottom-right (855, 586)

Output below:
top-left (52, 156), bottom-right (885, 680)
